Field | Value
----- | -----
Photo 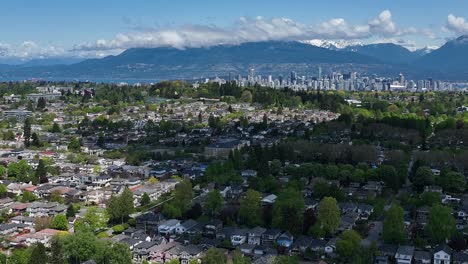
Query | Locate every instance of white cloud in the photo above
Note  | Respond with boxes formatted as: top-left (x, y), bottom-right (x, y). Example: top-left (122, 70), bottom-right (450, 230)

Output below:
top-left (445, 14), bottom-right (468, 35)
top-left (0, 10), bottom-right (437, 59)
top-left (74, 10), bottom-right (430, 53)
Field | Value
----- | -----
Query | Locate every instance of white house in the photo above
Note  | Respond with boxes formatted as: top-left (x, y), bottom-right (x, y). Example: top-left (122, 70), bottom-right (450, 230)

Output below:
top-left (231, 228), bottom-right (248, 246)
top-left (158, 219), bottom-right (180, 236)
top-left (395, 246), bottom-right (414, 264)
top-left (433, 244), bottom-right (452, 264)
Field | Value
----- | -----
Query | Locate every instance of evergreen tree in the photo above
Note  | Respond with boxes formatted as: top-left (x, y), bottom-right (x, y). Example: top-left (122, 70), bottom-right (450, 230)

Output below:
top-left (35, 159), bottom-right (48, 184)
top-left (50, 236), bottom-right (65, 264)
top-left (140, 192), bottom-right (150, 206)
top-left (68, 137), bottom-right (81, 152)
top-left (66, 204), bottom-right (77, 218)
top-left (50, 122), bottom-right (61, 133)
top-left (23, 117), bottom-right (32, 147)
top-left (31, 133), bottom-right (42, 147)
top-left (36, 97), bottom-right (46, 110)
top-left (28, 243), bottom-right (47, 264)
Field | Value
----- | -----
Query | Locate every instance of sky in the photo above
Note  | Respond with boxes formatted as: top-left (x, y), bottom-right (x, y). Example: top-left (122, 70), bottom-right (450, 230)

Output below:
top-left (2, 0), bottom-right (468, 61)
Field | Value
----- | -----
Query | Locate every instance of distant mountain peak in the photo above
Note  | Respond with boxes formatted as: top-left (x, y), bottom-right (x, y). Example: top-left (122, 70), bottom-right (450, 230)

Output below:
top-left (301, 39), bottom-right (361, 50)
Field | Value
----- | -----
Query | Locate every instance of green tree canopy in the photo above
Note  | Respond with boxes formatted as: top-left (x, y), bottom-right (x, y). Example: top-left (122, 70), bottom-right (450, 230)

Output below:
top-left (52, 214), bottom-right (68, 231)
top-left (204, 190), bottom-right (224, 216)
top-left (239, 189), bottom-right (263, 227)
top-left (382, 204), bottom-right (405, 244)
top-left (201, 248), bottom-right (227, 264)
top-left (272, 188), bottom-right (305, 234)
top-left (426, 204), bottom-right (456, 243)
top-left (317, 196), bottom-right (341, 234)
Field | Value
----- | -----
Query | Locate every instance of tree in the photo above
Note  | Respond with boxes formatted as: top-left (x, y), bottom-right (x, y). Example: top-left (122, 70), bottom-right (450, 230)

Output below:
top-left (377, 165), bottom-right (400, 191)
top-left (438, 171), bottom-right (466, 193)
top-left (0, 165), bottom-right (6, 178)
top-left (31, 133), bottom-right (42, 147)
top-left (77, 206), bottom-right (108, 232)
top-left (103, 242), bottom-right (132, 264)
top-left (68, 137), bottom-right (81, 152)
top-left (107, 188), bottom-right (134, 224)
top-left (420, 192), bottom-right (441, 206)
top-left (66, 204), bottom-right (79, 218)
top-left (273, 256), bottom-right (300, 264)
top-left (50, 122), bottom-right (61, 133)
top-left (50, 236), bottom-right (65, 264)
top-left (120, 187), bottom-right (134, 221)
top-left (272, 188), bottom-right (305, 234)
top-left (205, 190), bottom-right (224, 216)
top-left (232, 249), bottom-right (251, 264)
top-left (3, 130), bottom-right (15, 140)
top-left (9, 248), bottom-right (31, 264)
top-left (62, 232), bottom-right (98, 263)
top-left (0, 184), bottom-right (7, 198)
top-left (382, 204), bottom-right (405, 244)
top-left (36, 97), bottom-right (46, 110)
top-left (239, 189), bottom-right (263, 227)
top-left (92, 165), bottom-right (102, 174)
top-left (172, 180), bottom-right (193, 213)
top-left (8, 160), bottom-right (31, 183)
top-left (336, 230), bottom-right (362, 259)
top-left (240, 90), bottom-right (253, 103)
top-left (148, 176), bottom-right (158, 184)
top-left (426, 204), bottom-right (456, 243)
top-left (201, 248), bottom-right (226, 264)
top-left (52, 214), bottom-right (68, 231)
top-left (413, 166), bottom-right (435, 191)
top-left (35, 159), bottom-right (48, 184)
top-left (23, 117), bottom-right (31, 147)
top-left (317, 197), bottom-right (341, 234)
top-left (140, 192), bottom-right (150, 206)
top-left (28, 243), bottom-right (47, 264)
top-left (162, 203), bottom-right (182, 218)
top-left (21, 191), bottom-right (37, 202)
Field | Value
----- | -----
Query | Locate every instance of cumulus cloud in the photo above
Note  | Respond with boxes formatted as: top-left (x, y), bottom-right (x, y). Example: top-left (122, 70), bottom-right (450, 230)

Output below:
top-left (0, 10), bottom-right (436, 59)
top-left (445, 14), bottom-right (468, 35)
top-left (73, 10), bottom-right (430, 53)
top-left (0, 41), bottom-right (69, 60)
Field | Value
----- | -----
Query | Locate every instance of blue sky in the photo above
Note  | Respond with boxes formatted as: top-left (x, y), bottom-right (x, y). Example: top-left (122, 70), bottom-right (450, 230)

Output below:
top-left (1, 0), bottom-right (468, 60)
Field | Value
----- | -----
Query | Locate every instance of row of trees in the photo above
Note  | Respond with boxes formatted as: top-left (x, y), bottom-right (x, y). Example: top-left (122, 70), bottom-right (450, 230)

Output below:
top-left (8, 232), bottom-right (132, 264)
top-left (383, 204), bottom-right (457, 244)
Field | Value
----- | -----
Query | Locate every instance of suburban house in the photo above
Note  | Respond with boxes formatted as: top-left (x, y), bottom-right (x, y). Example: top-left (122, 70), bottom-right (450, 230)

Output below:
top-left (433, 244), bottom-right (452, 264)
top-left (395, 246), bottom-right (414, 264)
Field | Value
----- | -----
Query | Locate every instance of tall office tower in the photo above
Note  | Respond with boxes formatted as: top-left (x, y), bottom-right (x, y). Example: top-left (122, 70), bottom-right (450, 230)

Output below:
top-left (399, 73), bottom-right (405, 85)
top-left (248, 68), bottom-right (255, 81)
top-left (290, 71), bottom-right (297, 83)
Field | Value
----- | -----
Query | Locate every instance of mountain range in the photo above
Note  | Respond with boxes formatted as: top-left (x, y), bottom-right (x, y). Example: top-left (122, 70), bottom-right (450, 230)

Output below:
top-left (0, 36), bottom-right (468, 81)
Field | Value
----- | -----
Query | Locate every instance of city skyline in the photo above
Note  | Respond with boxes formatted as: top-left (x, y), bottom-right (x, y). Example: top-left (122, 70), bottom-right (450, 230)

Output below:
top-left (2, 0), bottom-right (468, 61)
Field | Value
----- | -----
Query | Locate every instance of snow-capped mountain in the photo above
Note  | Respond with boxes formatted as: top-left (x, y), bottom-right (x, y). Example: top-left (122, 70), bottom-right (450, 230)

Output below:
top-left (301, 39), bottom-right (362, 50)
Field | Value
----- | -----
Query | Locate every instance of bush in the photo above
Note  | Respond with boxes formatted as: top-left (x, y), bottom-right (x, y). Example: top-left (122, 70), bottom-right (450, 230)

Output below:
top-left (127, 218), bottom-right (136, 227)
top-left (112, 224), bottom-right (127, 234)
